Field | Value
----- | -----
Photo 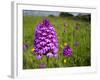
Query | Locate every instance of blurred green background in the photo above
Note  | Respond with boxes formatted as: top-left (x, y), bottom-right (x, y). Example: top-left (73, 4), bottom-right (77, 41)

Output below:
top-left (23, 11), bottom-right (91, 69)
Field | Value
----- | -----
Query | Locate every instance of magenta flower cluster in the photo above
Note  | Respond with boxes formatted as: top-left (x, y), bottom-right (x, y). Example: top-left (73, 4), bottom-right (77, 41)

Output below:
top-left (34, 19), bottom-right (59, 59)
top-left (63, 45), bottom-right (73, 57)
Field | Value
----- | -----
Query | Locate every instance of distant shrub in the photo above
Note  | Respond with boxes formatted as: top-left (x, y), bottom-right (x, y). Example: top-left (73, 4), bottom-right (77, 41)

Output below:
top-left (59, 12), bottom-right (73, 17)
top-left (77, 14), bottom-right (91, 22)
top-left (48, 15), bottom-right (55, 17)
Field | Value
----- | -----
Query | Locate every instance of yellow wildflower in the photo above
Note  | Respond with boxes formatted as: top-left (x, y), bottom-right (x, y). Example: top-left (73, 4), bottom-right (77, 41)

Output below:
top-left (64, 59), bottom-right (67, 64)
top-left (64, 42), bottom-right (67, 46)
top-left (31, 48), bottom-right (35, 52)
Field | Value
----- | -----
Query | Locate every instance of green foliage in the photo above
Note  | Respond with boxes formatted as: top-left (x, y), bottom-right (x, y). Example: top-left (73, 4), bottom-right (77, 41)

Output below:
top-left (48, 15), bottom-right (55, 17)
top-left (76, 14), bottom-right (91, 22)
top-left (59, 12), bottom-right (73, 17)
top-left (23, 16), bottom-right (91, 69)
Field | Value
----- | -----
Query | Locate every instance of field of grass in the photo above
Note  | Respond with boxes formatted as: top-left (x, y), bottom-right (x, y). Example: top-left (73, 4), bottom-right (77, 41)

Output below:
top-left (23, 16), bottom-right (91, 69)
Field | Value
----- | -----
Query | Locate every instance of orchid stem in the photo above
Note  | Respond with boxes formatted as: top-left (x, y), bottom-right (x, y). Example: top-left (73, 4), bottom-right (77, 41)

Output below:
top-left (47, 57), bottom-right (49, 67)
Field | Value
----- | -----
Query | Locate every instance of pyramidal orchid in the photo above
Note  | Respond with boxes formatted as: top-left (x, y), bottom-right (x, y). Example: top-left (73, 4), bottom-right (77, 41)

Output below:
top-left (63, 45), bottom-right (72, 57)
top-left (34, 19), bottom-right (59, 59)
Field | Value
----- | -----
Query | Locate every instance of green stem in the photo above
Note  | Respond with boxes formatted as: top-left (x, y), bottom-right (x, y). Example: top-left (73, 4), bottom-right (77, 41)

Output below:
top-left (47, 57), bottom-right (49, 67)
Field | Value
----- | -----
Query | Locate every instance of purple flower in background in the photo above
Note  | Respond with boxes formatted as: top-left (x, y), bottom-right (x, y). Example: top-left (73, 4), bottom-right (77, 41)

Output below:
top-left (36, 55), bottom-right (42, 60)
top-left (39, 63), bottom-right (46, 68)
top-left (23, 44), bottom-right (28, 51)
top-left (63, 45), bottom-right (72, 57)
top-left (34, 18), bottom-right (59, 59)
top-left (74, 41), bottom-right (80, 46)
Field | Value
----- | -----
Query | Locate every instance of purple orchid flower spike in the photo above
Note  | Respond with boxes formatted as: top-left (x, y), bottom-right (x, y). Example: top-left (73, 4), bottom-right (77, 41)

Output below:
top-left (34, 18), bottom-right (59, 59)
top-left (63, 45), bottom-right (73, 57)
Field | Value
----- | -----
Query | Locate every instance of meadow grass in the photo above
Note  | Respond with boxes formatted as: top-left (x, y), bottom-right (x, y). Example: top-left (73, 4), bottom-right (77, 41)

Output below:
top-left (23, 16), bottom-right (91, 69)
